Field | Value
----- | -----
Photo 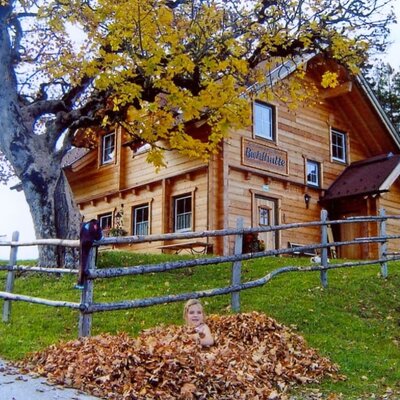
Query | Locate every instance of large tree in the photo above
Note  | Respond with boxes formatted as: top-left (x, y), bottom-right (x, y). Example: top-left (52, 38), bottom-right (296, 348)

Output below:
top-left (0, 0), bottom-right (395, 266)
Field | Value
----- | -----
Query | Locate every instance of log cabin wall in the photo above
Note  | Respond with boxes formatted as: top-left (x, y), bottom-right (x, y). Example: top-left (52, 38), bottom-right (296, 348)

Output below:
top-left (221, 69), bottom-right (400, 256)
top-left (66, 126), bottom-right (212, 253)
top-left (207, 152), bottom-right (226, 254)
top-left (378, 181), bottom-right (400, 256)
top-left (223, 98), bottom-right (328, 255)
top-left (65, 57), bottom-right (400, 258)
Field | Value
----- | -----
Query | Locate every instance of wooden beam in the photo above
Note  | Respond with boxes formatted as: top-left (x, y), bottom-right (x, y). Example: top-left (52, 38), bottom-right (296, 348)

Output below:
top-left (284, 181), bottom-right (290, 189)
top-left (321, 81), bottom-right (352, 99)
top-left (185, 172), bottom-right (193, 181)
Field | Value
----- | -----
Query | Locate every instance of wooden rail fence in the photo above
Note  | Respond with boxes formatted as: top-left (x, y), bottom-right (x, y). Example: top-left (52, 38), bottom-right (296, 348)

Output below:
top-left (1, 209), bottom-right (400, 337)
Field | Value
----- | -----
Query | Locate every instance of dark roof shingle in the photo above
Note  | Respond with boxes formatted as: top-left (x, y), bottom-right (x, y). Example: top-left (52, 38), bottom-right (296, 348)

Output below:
top-left (321, 153), bottom-right (400, 202)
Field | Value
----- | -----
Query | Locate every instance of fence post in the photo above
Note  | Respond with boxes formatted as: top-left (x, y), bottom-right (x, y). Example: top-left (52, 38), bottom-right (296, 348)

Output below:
top-left (78, 247), bottom-right (96, 337)
top-left (320, 210), bottom-right (329, 288)
top-left (379, 208), bottom-right (388, 278)
top-left (231, 217), bottom-right (243, 312)
top-left (2, 231), bottom-right (19, 323)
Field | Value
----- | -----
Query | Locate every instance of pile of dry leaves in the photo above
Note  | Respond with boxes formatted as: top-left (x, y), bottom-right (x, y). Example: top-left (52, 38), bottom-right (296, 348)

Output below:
top-left (19, 312), bottom-right (344, 399)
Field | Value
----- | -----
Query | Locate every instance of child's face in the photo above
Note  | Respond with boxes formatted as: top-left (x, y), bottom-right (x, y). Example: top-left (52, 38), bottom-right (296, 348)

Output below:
top-left (185, 304), bottom-right (204, 327)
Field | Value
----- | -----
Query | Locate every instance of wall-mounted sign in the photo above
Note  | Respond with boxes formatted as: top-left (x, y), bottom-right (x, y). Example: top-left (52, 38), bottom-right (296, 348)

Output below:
top-left (242, 138), bottom-right (288, 175)
top-left (262, 185), bottom-right (270, 192)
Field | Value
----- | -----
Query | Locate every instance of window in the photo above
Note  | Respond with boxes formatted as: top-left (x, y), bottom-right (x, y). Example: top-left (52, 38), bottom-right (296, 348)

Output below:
top-left (331, 129), bottom-right (346, 163)
top-left (306, 160), bottom-right (320, 187)
top-left (174, 194), bottom-right (192, 232)
top-left (259, 207), bottom-right (270, 226)
top-left (102, 132), bottom-right (115, 164)
top-left (98, 212), bottom-right (112, 230)
top-left (133, 204), bottom-right (149, 236)
top-left (254, 101), bottom-right (275, 140)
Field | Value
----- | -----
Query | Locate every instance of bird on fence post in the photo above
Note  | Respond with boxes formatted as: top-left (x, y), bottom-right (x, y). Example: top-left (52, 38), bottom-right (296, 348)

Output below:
top-left (74, 220), bottom-right (102, 290)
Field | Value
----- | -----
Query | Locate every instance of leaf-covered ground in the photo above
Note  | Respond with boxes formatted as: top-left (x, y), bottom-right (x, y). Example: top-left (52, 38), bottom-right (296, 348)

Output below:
top-left (18, 312), bottom-right (344, 399)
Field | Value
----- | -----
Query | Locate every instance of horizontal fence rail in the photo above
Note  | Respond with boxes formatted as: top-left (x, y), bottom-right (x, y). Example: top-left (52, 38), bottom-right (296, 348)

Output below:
top-left (1, 208), bottom-right (399, 336)
top-left (84, 256), bottom-right (400, 314)
top-left (0, 265), bottom-right (78, 274)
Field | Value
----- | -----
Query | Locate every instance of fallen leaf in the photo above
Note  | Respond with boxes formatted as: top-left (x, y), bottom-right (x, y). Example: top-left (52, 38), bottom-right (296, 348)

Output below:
top-left (17, 312), bottom-right (344, 400)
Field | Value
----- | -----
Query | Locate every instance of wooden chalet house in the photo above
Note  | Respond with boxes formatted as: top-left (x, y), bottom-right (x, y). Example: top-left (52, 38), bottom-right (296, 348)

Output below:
top-left (64, 55), bottom-right (400, 259)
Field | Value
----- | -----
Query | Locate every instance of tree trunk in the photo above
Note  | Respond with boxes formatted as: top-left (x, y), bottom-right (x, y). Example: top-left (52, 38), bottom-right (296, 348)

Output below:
top-left (20, 155), bottom-right (81, 267)
top-left (1, 130), bottom-right (81, 267)
top-left (0, 14), bottom-right (80, 267)
top-left (0, 127), bottom-right (81, 267)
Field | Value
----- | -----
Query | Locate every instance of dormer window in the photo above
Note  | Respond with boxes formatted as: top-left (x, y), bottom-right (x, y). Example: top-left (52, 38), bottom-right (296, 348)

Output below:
top-left (102, 132), bottom-right (115, 164)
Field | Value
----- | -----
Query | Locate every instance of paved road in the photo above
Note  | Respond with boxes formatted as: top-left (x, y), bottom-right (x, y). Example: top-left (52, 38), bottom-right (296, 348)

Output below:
top-left (0, 359), bottom-right (101, 400)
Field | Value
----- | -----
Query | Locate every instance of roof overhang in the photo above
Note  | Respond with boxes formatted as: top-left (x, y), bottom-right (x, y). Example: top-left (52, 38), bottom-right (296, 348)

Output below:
top-left (320, 153), bottom-right (400, 203)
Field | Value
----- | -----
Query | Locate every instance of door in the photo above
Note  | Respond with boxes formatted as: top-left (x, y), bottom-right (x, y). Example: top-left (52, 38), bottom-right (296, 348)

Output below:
top-left (332, 197), bottom-right (370, 259)
top-left (253, 195), bottom-right (278, 251)
top-left (339, 212), bottom-right (365, 259)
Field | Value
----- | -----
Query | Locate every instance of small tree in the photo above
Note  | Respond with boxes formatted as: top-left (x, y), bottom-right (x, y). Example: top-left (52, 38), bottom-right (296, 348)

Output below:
top-left (0, 0), bottom-right (395, 266)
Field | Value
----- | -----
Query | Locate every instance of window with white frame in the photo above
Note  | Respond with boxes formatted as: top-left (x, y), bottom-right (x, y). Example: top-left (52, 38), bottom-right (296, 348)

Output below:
top-left (102, 132), bottom-right (115, 164)
top-left (174, 194), bottom-right (192, 232)
top-left (133, 204), bottom-right (149, 236)
top-left (254, 101), bottom-right (275, 140)
top-left (98, 212), bottom-right (112, 231)
top-left (306, 160), bottom-right (320, 187)
top-left (331, 129), bottom-right (347, 163)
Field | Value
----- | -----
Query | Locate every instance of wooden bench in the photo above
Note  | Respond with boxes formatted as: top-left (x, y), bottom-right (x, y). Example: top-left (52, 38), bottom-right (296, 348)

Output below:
top-left (158, 241), bottom-right (212, 255)
top-left (288, 242), bottom-right (317, 257)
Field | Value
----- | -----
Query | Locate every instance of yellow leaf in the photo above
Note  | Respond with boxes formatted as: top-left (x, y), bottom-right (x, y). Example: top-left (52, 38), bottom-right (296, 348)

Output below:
top-left (321, 71), bottom-right (339, 89)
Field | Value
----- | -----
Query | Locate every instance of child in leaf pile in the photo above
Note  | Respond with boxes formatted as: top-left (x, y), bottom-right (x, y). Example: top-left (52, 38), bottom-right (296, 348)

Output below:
top-left (183, 299), bottom-right (214, 347)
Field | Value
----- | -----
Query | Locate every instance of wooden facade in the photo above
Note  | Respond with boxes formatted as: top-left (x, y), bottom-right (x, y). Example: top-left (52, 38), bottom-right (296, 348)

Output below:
top-left (64, 56), bottom-right (400, 258)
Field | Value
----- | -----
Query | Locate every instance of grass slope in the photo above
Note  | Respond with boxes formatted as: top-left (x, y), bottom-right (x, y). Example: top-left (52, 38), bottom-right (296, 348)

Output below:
top-left (0, 251), bottom-right (399, 398)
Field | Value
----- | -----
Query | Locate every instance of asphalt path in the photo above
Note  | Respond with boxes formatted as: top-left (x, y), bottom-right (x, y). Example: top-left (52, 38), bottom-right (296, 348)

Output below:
top-left (0, 358), bottom-right (101, 400)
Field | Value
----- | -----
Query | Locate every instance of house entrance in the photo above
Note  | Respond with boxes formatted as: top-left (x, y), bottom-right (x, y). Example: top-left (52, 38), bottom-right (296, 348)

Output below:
top-left (338, 211), bottom-right (365, 259)
top-left (329, 197), bottom-right (374, 259)
top-left (252, 195), bottom-right (278, 251)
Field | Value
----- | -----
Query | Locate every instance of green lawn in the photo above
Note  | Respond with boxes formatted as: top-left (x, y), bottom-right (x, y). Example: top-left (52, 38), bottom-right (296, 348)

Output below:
top-left (0, 251), bottom-right (399, 399)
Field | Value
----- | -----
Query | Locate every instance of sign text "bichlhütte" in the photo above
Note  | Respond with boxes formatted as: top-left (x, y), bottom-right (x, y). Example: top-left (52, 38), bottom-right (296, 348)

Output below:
top-left (242, 138), bottom-right (288, 175)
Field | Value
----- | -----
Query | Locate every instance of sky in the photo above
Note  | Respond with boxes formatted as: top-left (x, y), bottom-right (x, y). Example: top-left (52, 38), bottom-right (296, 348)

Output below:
top-left (1, 2), bottom-right (400, 260)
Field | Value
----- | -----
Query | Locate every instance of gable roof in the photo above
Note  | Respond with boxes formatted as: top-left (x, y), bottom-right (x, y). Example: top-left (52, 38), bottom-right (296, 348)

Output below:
top-left (250, 55), bottom-right (400, 150)
top-left (61, 147), bottom-right (93, 170)
top-left (320, 153), bottom-right (400, 202)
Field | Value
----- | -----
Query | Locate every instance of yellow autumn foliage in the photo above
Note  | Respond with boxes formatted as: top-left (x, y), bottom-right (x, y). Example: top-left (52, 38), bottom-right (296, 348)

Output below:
top-left (23, 0), bottom-right (386, 167)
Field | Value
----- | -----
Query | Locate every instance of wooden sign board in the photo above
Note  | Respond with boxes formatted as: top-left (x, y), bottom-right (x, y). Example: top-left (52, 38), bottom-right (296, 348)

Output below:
top-left (242, 138), bottom-right (288, 176)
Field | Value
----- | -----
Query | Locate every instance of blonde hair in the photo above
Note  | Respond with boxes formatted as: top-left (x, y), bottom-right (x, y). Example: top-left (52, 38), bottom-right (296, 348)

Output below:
top-left (183, 299), bottom-right (204, 321)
